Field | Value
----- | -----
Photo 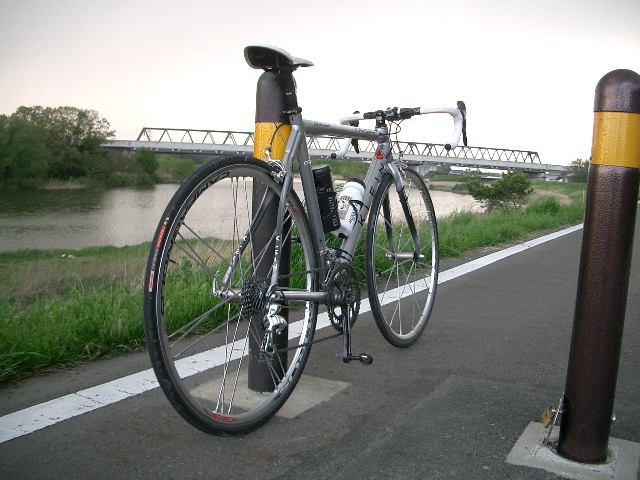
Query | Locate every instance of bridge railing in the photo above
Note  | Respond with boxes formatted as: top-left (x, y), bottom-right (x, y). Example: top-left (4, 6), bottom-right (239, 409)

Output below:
top-left (137, 128), bottom-right (256, 146)
top-left (134, 127), bottom-right (541, 164)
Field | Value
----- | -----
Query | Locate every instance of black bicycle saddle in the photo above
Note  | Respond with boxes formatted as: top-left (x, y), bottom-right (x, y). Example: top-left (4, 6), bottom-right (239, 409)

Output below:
top-left (244, 44), bottom-right (313, 72)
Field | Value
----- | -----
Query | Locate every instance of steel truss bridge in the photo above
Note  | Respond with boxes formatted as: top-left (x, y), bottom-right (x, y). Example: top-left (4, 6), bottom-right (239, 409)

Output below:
top-left (105, 127), bottom-right (569, 181)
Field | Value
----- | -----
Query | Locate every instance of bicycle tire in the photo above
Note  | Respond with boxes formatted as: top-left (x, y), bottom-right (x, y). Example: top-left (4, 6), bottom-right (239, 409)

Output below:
top-left (144, 156), bottom-right (318, 435)
top-left (365, 167), bottom-right (439, 348)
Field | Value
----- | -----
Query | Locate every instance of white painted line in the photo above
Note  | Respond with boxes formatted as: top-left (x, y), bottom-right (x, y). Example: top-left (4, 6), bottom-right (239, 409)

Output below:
top-left (437, 223), bottom-right (584, 284)
top-left (0, 223), bottom-right (583, 444)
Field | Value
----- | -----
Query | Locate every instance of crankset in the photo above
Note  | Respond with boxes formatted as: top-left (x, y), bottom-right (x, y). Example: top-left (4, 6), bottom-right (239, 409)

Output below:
top-left (325, 264), bottom-right (372, 365)
top-left (326, 263), bottom-right (360, 332)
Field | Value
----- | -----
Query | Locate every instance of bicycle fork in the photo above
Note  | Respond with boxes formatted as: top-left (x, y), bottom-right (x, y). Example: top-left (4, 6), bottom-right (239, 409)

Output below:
top-left (384, 162), bottom-right (423, 261)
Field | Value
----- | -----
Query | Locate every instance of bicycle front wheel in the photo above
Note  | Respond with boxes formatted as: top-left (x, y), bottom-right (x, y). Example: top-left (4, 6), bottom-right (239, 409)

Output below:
top-left (365, 167), bottom-right (439, 348)
top-left (144, 156), bottom-right (318, 435)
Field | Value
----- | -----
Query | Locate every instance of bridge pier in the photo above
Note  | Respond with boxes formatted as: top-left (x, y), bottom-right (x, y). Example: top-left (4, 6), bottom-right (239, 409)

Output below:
top-left (413, 163), bottom-right (449, 178)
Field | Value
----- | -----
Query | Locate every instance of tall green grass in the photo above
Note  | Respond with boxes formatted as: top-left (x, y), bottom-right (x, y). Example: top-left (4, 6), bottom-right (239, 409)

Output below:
top-left (438, 195), bottom-right (584, 257)
top-left (0, 182), bottom-right (586, 384)
top-left (0, 245), bottom-right (149, 383)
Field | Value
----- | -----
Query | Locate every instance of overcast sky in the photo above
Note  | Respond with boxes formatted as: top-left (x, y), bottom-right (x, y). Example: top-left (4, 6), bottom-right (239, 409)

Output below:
top-left (1, 0), bottom-right (639, 165)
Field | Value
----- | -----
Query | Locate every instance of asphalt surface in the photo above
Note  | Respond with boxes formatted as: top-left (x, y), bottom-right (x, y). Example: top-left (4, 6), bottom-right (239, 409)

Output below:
top-left (1, 219), bottom-right (639, 479)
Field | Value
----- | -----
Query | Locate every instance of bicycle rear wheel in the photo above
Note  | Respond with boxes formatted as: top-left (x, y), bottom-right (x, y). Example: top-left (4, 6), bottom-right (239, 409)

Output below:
top-left (144, 156), bottom-right (318, 435)
top-left (365, 167), bottom-right (439, 347)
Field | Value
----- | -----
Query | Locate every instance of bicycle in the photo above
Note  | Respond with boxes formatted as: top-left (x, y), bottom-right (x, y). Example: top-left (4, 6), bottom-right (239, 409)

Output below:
top-left (143, 44), bottom-right (466, 435)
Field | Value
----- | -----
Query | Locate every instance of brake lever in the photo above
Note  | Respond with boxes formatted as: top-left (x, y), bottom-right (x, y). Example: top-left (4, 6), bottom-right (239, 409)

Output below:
top-left (349, 111), bottom-right (360, 154)
top-left (457, 100), bottom-right (468, 147)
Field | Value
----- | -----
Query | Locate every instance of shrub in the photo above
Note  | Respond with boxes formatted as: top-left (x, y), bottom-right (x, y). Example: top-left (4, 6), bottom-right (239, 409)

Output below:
top-left (467, 171), bottom-right (534, 211)
top-left (157, 156), bottom-right (197, 182)
top-left (136, 149), bottom-right (159, 176)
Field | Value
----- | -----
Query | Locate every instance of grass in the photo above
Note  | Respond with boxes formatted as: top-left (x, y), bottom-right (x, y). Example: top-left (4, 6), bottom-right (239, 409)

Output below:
top-left (438, 197), bottom-right (584, 257)
top-left (0, 245), bottom-right (149, 384)
top-left (437, 179), bottom-right (587, 256)
top-left (0, 180), bottom-right (587, 384)
top-left (308, 159), bottom-right (369, 180)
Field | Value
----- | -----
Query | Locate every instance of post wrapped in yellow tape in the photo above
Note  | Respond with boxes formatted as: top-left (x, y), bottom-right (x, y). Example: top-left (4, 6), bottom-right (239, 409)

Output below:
top-left (254, 123), bottom-right (291, 162)
top-left (591, 112), bottom-right (640, 169)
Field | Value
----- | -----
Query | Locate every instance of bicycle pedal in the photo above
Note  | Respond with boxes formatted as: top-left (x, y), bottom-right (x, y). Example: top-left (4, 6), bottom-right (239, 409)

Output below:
top-left (348, 353), bottom-right (373, 365)
top-left (359, 353), bottom-right (373, 365)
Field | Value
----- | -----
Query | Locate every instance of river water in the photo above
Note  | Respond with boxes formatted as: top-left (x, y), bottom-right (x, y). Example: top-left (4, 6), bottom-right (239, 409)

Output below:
top-left (0, 183), bottom-right (480, 253)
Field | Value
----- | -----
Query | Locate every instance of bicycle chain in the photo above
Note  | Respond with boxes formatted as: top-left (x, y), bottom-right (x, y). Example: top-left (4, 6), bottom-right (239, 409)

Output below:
top-left (283, 330), bottom-right (344, 352)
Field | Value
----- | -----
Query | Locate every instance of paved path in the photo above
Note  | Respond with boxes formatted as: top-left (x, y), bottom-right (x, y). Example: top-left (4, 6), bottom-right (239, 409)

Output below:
top-left (1, 220), bottom-right (638, 479)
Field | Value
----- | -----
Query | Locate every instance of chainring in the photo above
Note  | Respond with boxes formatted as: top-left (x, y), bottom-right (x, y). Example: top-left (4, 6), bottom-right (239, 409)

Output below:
top-left (326, 263), bottom-right (361, 332)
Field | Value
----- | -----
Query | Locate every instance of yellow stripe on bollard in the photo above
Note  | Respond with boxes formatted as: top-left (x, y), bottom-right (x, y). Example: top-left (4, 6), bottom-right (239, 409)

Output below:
top-left (253, 123), bottom-right (291, 162)
top-left (591, 112), bottom-right (640, 169)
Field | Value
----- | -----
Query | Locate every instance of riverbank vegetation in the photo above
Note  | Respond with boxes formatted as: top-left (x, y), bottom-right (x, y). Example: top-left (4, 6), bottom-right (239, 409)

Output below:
top-left (0, 106), bottom-right (203, 189)
top-left (0, 105), bottom-right (373, 190)
top-left (1, 106), bottom-right (115, 188)
top-left (0, 178), bottom-right (587, 384)
top-left (1, 104), bottom-right (594, 191)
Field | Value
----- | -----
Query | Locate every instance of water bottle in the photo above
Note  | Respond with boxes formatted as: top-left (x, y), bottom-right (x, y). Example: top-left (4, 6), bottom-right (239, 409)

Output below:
top-left (312, 165), bottom-right (341, 234)
top-left (334, 178), bottom-right (365, 238)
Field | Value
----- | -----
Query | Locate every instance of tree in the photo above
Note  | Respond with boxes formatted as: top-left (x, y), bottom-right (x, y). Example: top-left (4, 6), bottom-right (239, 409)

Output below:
top-left (568, 158), bottom-right (590, 183)
top-left (0, 115), bottom-right (52, 187)
top-left (12, 106), bottom-right (115, 179)
top-left (13, 106), bottom-right (115, 147)
top-left (467, 170), bottom-right (534, 211)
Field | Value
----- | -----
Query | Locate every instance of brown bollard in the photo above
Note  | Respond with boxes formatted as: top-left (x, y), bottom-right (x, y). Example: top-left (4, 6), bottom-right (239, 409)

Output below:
top-left (248, 71), bottom-right (291, 392)
top-left (557, 69), bottom-right (640, 463)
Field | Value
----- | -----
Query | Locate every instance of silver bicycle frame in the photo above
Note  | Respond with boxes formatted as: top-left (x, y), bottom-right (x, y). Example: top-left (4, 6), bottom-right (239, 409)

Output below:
top-left (268, 112), bottom-right (397, 293)
top-left (301, 116), bottom-right (390, 258)
top-left (220, 112), bottom-right (417, 304)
